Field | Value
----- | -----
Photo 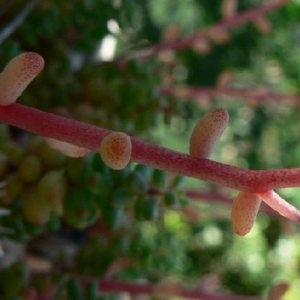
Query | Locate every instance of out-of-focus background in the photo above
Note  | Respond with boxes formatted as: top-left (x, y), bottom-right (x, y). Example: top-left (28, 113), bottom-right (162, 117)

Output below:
top-left (0, 0), bottom-right (300, 299)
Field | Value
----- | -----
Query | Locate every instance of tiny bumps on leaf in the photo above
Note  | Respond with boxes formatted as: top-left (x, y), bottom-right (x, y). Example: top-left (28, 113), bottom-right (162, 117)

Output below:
top-left (0, 52), bottom-right (44, 106)
top-left (99, 132), bottom-right (132, 170)
top-left (231, 191), bottom-right (261, 236)
top-left (189, 108), bottom-right (229, 158)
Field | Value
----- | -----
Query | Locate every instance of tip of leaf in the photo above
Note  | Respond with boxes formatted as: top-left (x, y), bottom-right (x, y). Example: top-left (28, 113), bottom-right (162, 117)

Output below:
top-left (0, 52), bottom-right (45, 106)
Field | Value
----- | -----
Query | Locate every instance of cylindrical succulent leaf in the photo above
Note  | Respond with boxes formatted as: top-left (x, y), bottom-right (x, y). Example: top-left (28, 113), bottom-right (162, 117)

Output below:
top-left (99, 132), bottom-right (132, 170)
top-left (37, 170), bottom-right (67, 216)
top-left (164, 190), bottom-right (179, 208)
top-left (22, 186), bottom-right (51, 226)
top-left (142, 196), bottom-right (160, 221)
top-left (231, 191), bottom-right (261, 236)
top-left (125, 171), bottom-right (148, 192)
top-left (1, 141), bottom-right (25, 166)
top-left (44, 137), bottom-right (90, 157)
top-left (18, 155), bottom-right (42, 183)
top-left (101, 204), bottom-right (123, 229)
top-left (189, 108), bottom-right (229, 158)
top-left (66, 156), bottom-right (93, 184)
top-left (0, 52), bottom-right (44, 106)
top-left (152, 168), bottom-right (167, 191)
top-left (36, 139), bottom-right (65, 169)
top-left (64, 188), bottom-right (98, 229)
top-left (1, 172), bottom-right (23, 205)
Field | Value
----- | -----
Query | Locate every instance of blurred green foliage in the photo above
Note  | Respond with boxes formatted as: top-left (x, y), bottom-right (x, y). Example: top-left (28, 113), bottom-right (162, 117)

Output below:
top-left (1, 0), bottom-right (300, 299)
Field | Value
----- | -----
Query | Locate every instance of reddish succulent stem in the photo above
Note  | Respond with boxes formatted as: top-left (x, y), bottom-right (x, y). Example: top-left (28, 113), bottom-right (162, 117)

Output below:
top-left (31, 278), bottom-right (262, 300)
top-left (136, 0), bottom-right (288, 57)
top-left (186, 189), bottom-right (233, 203)
top-left (161, 86), bottom-right (300, 103)
top-left (1, 104), bottom-right (300, 194)
top-left (258, 190), bottom-right (300, 222)
top-left (185, 189), bottom-right (281, 218)
top-left (98, 280), bottom-right (262, 300)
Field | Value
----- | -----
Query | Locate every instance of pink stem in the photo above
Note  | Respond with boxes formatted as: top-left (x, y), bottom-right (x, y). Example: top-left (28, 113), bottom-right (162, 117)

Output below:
top-left (186, 189), bottom-right (281, 218)
top-left (136, 0), bottom-right (288, 57)
top-left (104, 258), bottom-right (131, 279)
top-left (258, 190), bottom-right (300, 222)
top-left (98, 280), bottom-right (262, 300)
top-left (31, 278), bottom-right (262, 300)
top-left (161, 86), bottom-right (300, 103)
top-left (1, 104), bottom-right (300, 193)
top-left (186, 189), bottom-right (233, 203)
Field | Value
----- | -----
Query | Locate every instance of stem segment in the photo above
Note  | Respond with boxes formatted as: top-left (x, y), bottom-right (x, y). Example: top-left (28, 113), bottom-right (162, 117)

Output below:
top-left (1, 104), bottom-right (300, 193)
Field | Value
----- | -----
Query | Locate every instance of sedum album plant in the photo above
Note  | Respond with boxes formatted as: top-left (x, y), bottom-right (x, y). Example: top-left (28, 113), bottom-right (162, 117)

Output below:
top-left (1, 52), bottom-right (300, 231)
top-left (1, 1), bottom-right (299, 299)
top-left (0, 50), bottom-right (298, 299)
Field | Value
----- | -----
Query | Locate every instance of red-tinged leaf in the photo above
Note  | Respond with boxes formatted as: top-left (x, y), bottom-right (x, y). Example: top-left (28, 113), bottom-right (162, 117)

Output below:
top-left (190, 109), bottom-right (229, 158)
top-left (0, 52), bottom-right (44, 106)
top-left (99, 132), bottom-right (132, 170)
top-left (258, 190), bottom-right (300, 222)
top-left (231, 191), bottom-right (261, 236)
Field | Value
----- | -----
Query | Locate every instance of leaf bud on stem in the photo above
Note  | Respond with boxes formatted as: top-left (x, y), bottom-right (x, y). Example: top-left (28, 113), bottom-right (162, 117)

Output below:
top-left (99, 132), bottom-right (132, 170)
top-left (231, 191), bottom-right (261, 236)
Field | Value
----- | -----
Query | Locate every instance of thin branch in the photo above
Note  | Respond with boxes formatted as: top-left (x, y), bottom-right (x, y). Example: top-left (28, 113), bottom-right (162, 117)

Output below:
top-left (186, 189), bottom-right (282, 218)
top-left (135, 0), bottom-right (289, 58)
top-left (258, 190), bottom-right (300, 222)
top-left (1, 104), bottom-right (300, 194)
top-left (30, 277), bottom-right (263, 300)
top-left (161, 85), bottom-right (300, 103)
top-left (99, 280), bottom-right (262, 300)
top-left (98, 279), bottom-right (262, 300)
top-left (0, 0), bottom-right (39, 45)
